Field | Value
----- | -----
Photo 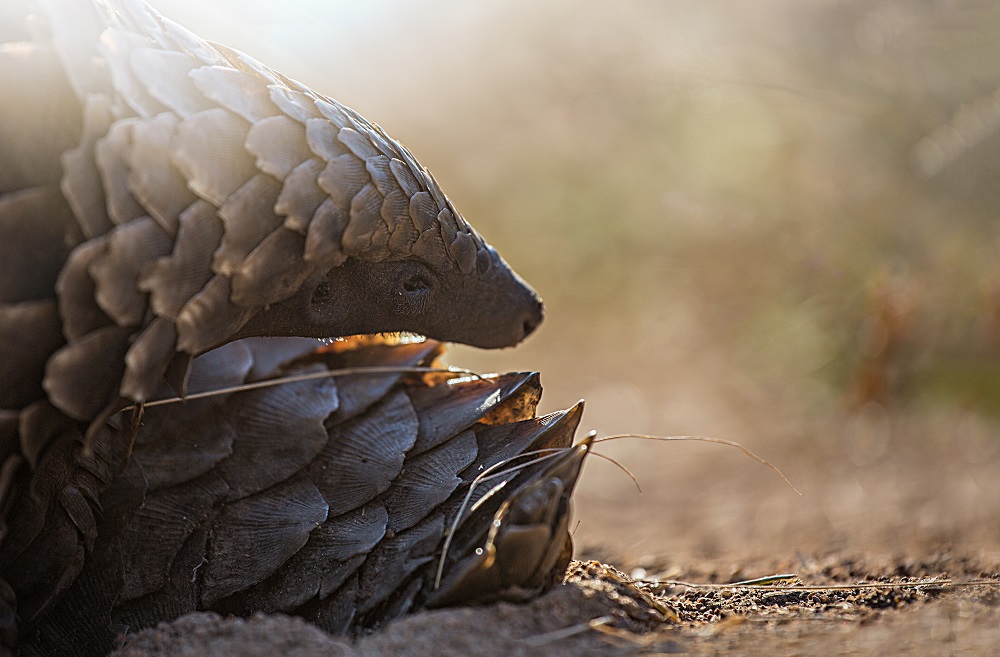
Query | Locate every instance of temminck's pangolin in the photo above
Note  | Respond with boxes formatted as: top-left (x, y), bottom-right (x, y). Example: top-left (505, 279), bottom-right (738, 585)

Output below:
top-left (0, 0), bottom-right (550, 651)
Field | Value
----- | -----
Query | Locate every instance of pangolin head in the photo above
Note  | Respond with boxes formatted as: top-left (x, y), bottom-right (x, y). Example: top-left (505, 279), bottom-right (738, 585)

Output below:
top-left (239, 98), bottom-right (543, 349)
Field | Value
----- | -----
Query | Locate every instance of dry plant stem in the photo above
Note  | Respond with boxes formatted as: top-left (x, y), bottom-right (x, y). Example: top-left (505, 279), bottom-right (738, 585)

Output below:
top-left (590, 621), bottom-right (667, 645)
top-left (434, 432), bottom-right (801, 589)
top-left (433, 447), bottom-right (573, 589)
top-left (728, 574), bottom-right (799, 586)
top-left (587, 450), bottom-right (641, 493)
top-left (520, 616), bottom-right (613, 647)
top-left (133, 366), bottom-right (483, 409)
top-left (595, 434), bottom-right (802, 496)
top-left (121, 403), bottom-right (144, 470)
top-left (642, 577), bottom-right (1000, 593)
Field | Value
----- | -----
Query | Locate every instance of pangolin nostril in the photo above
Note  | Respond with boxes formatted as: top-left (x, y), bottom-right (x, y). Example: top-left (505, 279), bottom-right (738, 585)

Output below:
top-left (522, 298), bottom-right (544, 337)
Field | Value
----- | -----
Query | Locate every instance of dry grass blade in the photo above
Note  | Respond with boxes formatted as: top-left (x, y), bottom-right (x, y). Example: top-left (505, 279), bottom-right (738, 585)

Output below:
top-left (588, 450), bottom-right (642, 493)
top-left (433, 447), bottom-right (571, 589)
top-left (639, 577), bottom-right (1000, 593)
top-left (730, 574), bottom-right (800, 586)
top-left (595, 434), bottom-right (802, 496)
top-left (520, 615), bottom-right (613, 646)
top-left (136, 365), bottom-right (482, 409)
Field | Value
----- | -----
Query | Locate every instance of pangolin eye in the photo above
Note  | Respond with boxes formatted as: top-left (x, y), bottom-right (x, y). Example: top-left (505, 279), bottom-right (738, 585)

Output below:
top-left (402, 274), bottom-right (430, 295)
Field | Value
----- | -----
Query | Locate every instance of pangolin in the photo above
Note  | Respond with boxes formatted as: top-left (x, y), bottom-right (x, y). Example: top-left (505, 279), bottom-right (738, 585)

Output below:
top-left (0, 0), bottom-right (548, 651)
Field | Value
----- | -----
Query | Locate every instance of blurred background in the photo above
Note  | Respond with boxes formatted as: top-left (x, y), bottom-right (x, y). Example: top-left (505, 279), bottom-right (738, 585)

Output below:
top-left (154, 0), bottom-right (1000, 571)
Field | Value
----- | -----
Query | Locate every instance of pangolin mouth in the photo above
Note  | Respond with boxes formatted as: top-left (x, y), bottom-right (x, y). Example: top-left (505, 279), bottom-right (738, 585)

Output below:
top-left (320, 332), bottom-right (431, 349)
top-left (376, 332), bottom-right (431, 345)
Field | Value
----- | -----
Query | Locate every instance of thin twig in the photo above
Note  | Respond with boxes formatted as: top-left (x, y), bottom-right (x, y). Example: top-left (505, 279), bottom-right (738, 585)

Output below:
top-left (595, 434), bottom-right (801, 496)
top-left (131, 366), bottom-right (481, 410)
top-left (731, 574), bottom-right (800, 586)
top-left (521, 616), bottom-right (613, 646)
top-left (433, 447), bottom-right (570, 590)
top-left (641, 577), bottom-right (999, 593)
top-left (588, 450), bottom-right (641, 493)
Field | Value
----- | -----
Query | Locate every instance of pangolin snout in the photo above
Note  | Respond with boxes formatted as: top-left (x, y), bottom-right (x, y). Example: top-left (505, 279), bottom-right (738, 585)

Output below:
top-left (521, 294), bottom-right (544, 340)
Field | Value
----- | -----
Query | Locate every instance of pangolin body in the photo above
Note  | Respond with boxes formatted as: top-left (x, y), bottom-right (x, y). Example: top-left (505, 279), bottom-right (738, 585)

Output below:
top-left (0, 0), bottom-right (554, 652)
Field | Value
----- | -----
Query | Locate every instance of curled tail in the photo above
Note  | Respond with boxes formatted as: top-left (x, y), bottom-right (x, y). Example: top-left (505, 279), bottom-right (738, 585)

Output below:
top-left (14, 336), bottom-right (586, 657)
